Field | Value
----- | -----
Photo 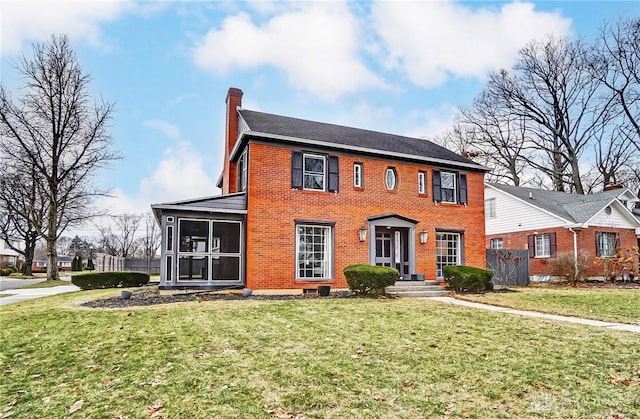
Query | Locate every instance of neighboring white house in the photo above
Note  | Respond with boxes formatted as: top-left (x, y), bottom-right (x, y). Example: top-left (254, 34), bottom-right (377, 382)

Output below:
top-left (0, 236), bottom-right (24, 267)
top-left (485, 183), bottom-right (640, 280)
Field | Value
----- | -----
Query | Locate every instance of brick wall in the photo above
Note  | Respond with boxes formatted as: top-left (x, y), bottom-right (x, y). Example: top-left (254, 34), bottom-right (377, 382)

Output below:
top-left (245, 142), bottom-right (486, 289)
top-left (487, 227), bottom-right (639, 278)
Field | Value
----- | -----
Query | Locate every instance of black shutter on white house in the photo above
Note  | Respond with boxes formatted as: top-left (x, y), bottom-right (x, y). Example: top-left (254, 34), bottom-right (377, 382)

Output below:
top-left (291, 151), bottom-right (303, 189)
top-left (432, 170), bottom-right (441, 202)
top-left (458, 173), bottom-right (468, 205)
top-left (327, 155), bottom-right (339, 192)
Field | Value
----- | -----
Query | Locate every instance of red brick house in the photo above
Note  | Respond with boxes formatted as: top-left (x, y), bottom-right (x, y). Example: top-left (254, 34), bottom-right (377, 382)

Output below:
top-left (151, 88), bottom-right (488, 291)
top-left (485, 183), bottom-right (640, 281)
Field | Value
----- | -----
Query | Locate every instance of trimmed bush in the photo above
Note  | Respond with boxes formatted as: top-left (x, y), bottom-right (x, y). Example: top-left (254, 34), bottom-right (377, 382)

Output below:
top-left (0, 267), bottom-right (13, 276)
top-left (443, 265), bottom-right (494, 293)
top-left (344, 264), bottom-right (399, 296)
top-left (71, 271), bottom-right (150, 290)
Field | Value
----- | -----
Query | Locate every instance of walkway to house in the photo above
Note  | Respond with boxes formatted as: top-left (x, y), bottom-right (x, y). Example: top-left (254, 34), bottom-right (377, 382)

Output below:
top-left (0, 275), bottom-right (79, 306)
top-left (430, 296), bottom-right (640, 334)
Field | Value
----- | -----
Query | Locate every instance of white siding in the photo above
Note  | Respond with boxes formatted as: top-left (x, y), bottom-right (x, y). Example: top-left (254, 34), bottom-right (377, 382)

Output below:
top-left (485, 187), bottom-right (567, 235)
top-left (589, 205), bottom-right (639, 229)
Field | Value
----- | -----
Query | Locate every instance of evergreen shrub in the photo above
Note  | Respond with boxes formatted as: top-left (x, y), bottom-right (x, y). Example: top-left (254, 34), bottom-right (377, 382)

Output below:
top-left (343, 264), bottom-right (399, 295)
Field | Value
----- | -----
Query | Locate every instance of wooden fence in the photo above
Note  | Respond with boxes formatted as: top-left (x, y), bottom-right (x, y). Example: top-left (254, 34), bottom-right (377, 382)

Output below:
top-left (486, 249), bottom-right (529, 286)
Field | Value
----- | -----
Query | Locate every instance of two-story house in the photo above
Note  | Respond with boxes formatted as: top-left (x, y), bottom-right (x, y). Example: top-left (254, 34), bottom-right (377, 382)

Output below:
top-left (485, 183), bottom-right (640, 281)
top-left (151, 88), bottom-right (488, 291)
top-left (0, 236), bottom-right (24, 267)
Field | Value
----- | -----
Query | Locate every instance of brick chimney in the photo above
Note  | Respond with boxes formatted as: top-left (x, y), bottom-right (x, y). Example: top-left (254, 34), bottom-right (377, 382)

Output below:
top-left (222, 87), bottom-right (243, 194)
top-left (603, 183), bottom-right (623, 191)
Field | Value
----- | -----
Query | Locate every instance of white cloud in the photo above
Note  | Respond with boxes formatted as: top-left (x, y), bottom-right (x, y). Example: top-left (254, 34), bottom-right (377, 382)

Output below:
top-left (139, 141), bottom-right (218, 203)
top-left (370, 1), bottom-right (572, 88)
top-left (0, 0), bottom-right (136, 55)
top-left (192, 2), bottom-right (384, 100)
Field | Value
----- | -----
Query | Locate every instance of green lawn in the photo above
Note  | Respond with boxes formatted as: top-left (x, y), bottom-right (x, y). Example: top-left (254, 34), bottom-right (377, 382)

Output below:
top-left (1, 290), bottom-right (639, 418)
top-left (457, 286), bottom-right (640, 325)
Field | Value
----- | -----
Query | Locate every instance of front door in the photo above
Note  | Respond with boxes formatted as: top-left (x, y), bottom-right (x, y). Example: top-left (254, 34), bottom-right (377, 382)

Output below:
top-left (375, 229), bottom-right (410, 279)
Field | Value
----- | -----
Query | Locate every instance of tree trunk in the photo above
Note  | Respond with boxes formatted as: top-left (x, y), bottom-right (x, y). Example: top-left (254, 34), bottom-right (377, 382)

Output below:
top-left (46, 234), bottom-right (59, 281)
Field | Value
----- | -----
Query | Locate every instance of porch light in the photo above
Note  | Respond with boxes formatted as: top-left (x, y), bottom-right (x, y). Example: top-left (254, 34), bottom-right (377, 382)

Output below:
top-left (419, 230), bottom-right (429, 244)
top-left (358, 226), bottom-right (367, 242)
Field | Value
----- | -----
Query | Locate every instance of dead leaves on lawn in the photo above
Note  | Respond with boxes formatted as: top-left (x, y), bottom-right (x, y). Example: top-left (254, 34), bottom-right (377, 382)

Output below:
top-left (607, 374), bottom-right (639, 386)
top-left (68, 399), bottom-right (84, 414)
top-left (145, 401), bottom-right (164, 417)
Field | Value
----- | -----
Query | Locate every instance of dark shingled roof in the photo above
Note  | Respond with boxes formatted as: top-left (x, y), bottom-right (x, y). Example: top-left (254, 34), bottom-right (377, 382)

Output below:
top-left (238, 109), bottom-right (485, 171)
top-left (488, 183), bottom-right (633, 223)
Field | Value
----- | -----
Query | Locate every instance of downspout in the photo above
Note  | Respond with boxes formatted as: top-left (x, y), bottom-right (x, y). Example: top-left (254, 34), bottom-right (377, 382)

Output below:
top-left (568, 227), bottom-right (579, 279)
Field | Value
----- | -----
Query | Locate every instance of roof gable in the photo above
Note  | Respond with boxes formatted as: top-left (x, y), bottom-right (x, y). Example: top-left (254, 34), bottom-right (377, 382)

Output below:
top-left (237, 109), bottom-right (486, 172)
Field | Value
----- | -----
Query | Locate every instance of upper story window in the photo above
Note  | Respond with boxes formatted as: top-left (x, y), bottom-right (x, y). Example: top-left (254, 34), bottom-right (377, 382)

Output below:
top-left (528, 233), bottom-right (556, 258)
top-left (385, 167), bottom-right (397, 190)
top-left (353, 163), bottom-right (363, 188)
top-left (596, 231), bottom-right (619, 257)
top-left (433, 170), bottom-right (467, 204)
top-left (238, 149), bottom-right (248, 192)
top-left (418, 171), bottom-right (426, 194)
top-left (291, 151), bottom-right (339, 192)
top-left (485, 198), bottom-right (496, 218)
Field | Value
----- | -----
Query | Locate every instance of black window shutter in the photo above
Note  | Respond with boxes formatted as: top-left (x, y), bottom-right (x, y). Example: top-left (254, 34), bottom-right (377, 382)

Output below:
top-left (458, 173), bottom-right (468, 205)
top-left (433, 170), bottom-right (441, 202)
top-left (595, 231), bottom-right (601, 257)
top-left (527, 235), bottom-right (535, 258)
top-left (549, 233), bottom-right (557, 257)
top-left (291, 151), bottom-right (302, 189)
top-left (327, 155), bottom-right (339, 192)
top-left (614, 232), bottom-right (621, 251)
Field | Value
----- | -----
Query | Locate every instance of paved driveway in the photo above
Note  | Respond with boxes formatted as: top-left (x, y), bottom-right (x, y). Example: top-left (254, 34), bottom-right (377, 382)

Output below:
top-left (0, 278), bottom-right (46, 291)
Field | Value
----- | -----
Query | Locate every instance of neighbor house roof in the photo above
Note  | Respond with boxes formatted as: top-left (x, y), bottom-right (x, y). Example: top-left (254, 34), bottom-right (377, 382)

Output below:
top-left (487, 183), bottom-right (640, 225)
top-left (236, 109), bottom-right (487, 172)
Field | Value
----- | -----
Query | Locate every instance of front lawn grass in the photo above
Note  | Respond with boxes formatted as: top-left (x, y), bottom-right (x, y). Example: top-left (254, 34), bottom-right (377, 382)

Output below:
top-left (457, 286), bottom-right (640, 325)
top-left (0, 292), bottom-right (639, 418)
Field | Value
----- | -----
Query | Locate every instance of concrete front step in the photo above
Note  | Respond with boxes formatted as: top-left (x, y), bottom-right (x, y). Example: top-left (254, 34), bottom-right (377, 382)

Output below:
top-left (385, 280), bottom-right (450, 298)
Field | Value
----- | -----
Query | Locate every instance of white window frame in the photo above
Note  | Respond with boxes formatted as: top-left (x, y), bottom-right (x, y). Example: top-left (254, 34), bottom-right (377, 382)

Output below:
top-left (295, 224), bottom-right (333, 280)
top-left (535, 234), bottom-right (551, 258)
top-left (239, 149), bottom-right (248, 192)
top-left (597, 232), bottom-right (616, 257)
top-left (303, 154), bottom-right (325, 191)
top-left (353, 163), bottom-right (363, 188)
top-left (485, 198), bottom-right (496, 218)
top-left (490, 238), bottom-right (503, 249)
top-left (385, 167), bottom-right (397, 190)
top-left (436, 232), bottom-right (461, 278)
top-left (418, 171), bottom-right (426, 194)
top-left (440, 172), bottom-right (456, 203)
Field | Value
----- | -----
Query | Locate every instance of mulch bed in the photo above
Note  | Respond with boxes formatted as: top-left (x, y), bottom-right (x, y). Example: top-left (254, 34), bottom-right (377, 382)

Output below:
top-left (82, 289), bottom-right (354, 308)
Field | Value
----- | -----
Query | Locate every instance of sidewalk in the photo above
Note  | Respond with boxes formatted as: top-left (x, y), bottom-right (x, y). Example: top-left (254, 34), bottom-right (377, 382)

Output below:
top-left (430, 296), bottom-right (640, 334)
top-left (0, 282), bottom-right (80, 306)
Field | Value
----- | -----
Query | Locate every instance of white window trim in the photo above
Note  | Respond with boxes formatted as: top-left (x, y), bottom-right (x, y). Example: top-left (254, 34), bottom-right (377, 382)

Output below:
top-left (440, 172), bottom-right (457, 203)
top-left (385, 168), bottom-right (397, 190)
top-left (490, 238), bottom-right (503, 249)
top-left (303, 153), bottom-right (326, 191)
top-left (418, 171), bottom-right (426, 194)
top-left (295, 224), bottom-right (333, 280)
top-left (353, 163), bottom-right (363, 188)
top-left (435, 232), bottom-right (461, 278)
top-left (485, 198), bottom-right (496, 218)
top-left (534, 234), bottom-right (551, 258)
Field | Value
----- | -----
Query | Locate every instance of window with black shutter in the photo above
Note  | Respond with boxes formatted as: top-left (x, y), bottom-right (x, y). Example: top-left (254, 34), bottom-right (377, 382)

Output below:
top-left (291, 151), bottom-right (303, 189)
top-left (327, 155), bottom-right (339, 192)
top-left (433, 170), bottom-right (441, 202)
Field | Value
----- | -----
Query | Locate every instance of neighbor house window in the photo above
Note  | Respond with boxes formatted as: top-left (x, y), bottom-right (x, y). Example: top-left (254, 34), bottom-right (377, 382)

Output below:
top-left (418, 171), bottom-right (426, 194)
top-left (485, 198), bottom-right (496, 218)
top-left (291, 152), bottom-right (339, 192)
top-left (436, 232), bottom-right (462, 277)
top-left (385, 167), bottom-right (397, 190)
top-left (596, 231), bottom-right (619, 257)
top-left (433, 170), bottom-right (467, 204)
top-left (177, 219), bottom-right (242, 282)
top-left (296, 224), bottom-right (332, 280)
top-left (490, 238), bottom-right (503, 249)
top-left (353, 163), bottom-right (363, 188)
top-left (528, 233), bottom-right (556, 258)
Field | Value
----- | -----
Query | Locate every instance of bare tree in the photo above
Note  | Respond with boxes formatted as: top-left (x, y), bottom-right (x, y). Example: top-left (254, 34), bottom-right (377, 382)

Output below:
top-left (485, 37), bottom-right (613, 193)
top-left (97, 213), bottom-right (142, 258)
top-left (0, 169), bottom-right (46, 275)
top-left (591, 17), bottom-right (640, 146)
top-left (135, 212), bottom-right (161, 273)
top-left (0, 34), bottom-right (119, 280)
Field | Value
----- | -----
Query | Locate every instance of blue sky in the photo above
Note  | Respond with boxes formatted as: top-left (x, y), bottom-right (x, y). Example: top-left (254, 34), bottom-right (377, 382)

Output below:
top-left (2, 0), bottom-right (639, 236)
